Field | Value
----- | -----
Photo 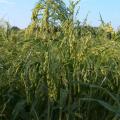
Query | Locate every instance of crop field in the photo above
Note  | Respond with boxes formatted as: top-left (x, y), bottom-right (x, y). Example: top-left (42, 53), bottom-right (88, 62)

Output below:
top-left (0, 0), bottom-right (120, 120)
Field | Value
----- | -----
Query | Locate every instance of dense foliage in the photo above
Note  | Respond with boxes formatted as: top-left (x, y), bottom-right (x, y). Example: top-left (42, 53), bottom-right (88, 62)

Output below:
top-left (1, 0), bottom-right (120, 120)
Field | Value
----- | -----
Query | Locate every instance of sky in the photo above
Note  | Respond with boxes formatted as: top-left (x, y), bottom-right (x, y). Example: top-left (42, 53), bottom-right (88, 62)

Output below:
top-left (0, 0), bottom-right (120, 29)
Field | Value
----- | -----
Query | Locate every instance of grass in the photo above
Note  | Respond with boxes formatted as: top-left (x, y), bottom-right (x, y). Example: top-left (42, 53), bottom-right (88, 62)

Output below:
top-left (0, 0), bottom-right (120, 119)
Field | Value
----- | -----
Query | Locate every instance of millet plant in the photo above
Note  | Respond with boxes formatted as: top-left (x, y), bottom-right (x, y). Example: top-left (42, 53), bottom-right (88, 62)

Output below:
top-left (0, 0), bottom-right (120, 120)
